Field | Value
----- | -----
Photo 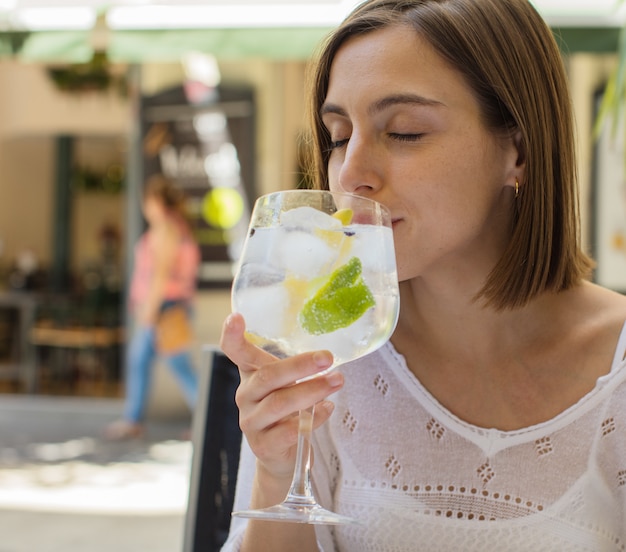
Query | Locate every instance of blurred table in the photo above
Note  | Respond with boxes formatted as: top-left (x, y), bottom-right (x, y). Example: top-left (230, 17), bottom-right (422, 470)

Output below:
top-left (29, 322), bottom-right (125, 394)
top-left (30, 325), bottom-right (124, 348)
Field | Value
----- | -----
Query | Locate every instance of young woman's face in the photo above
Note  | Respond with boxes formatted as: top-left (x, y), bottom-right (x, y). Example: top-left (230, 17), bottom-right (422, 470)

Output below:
top-left (322, 24), bottom-right (522, 285)
top-left (142, 194), bottom-right (167, 226)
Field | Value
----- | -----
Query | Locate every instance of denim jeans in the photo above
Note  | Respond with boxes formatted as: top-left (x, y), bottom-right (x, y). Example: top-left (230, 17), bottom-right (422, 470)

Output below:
top-left (123, 320), bottom-right (198, 423)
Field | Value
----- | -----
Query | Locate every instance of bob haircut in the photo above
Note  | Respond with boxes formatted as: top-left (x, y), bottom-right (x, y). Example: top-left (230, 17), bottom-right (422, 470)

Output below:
top-left (306, 0), bottom-right (594, 309)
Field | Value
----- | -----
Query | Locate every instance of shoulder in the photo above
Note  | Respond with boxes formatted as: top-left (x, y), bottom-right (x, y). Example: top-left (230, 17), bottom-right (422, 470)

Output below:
top-left (559, 281), bottom-right (626, 322)
top-left (565, 282), bottom-right (626, 373)
top-left (580, 282), bottom-right (626, 328)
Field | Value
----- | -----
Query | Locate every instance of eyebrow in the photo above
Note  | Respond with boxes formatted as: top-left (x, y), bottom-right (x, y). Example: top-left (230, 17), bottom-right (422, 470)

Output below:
top-left (320, 93), bottom-right (444, 117)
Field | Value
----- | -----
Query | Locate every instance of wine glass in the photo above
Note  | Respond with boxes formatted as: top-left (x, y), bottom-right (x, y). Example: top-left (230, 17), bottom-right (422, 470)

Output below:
top-left (231, 189), bottom-right (400, 524)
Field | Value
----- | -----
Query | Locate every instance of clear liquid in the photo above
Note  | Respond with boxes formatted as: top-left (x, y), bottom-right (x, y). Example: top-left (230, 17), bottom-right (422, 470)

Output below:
top-left (232, 223), bottom-right (399, 365)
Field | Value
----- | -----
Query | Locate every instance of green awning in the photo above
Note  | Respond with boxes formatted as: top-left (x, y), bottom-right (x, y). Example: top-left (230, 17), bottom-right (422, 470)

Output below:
top-left (12, 28), bottom-right (333, 63)
top-left (554, 27), bottom-right (621, 54)
top-left (4, 25), bottom-right (623, 64)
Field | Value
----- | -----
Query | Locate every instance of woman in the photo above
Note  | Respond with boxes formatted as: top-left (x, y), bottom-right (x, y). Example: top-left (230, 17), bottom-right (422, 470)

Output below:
top-left (221, 0), bottom-right (626, 549)
top-left (106, 174), bottom-right (200, 439)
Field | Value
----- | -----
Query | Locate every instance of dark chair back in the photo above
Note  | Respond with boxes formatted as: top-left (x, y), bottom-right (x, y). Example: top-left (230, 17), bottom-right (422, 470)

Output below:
top-left (183, 347), bottom-right (242, 552)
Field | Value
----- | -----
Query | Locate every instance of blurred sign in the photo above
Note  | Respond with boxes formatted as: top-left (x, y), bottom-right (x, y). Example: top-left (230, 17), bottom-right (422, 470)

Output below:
top-left (141, 84), bottom-right (255, 288)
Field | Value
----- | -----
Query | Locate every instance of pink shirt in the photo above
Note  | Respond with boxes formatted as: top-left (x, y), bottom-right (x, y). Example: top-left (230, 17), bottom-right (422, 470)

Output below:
top-left (129, 228), bottom-right (200, 309)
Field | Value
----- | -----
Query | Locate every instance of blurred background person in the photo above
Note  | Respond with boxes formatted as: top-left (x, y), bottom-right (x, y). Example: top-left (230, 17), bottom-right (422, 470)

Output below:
top-left (106, 174), bottom-right (200, 439)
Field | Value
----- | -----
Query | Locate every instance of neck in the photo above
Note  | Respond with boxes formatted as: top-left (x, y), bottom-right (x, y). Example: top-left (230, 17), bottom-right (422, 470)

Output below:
top-left (392, 278), bottom-right (557, 369)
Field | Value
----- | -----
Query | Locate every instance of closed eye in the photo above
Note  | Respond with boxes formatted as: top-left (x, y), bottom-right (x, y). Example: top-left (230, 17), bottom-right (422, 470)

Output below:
top-left (389, 133), bottom-right (424, 142)
top-left (329, 138), bottom-right (349, 151)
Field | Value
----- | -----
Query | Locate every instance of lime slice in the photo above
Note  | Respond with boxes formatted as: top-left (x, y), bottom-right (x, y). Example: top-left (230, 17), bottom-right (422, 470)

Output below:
top-left (332, 208), bottom-right (353, 225)
top-left (299, 256), bottom-right (375, 335)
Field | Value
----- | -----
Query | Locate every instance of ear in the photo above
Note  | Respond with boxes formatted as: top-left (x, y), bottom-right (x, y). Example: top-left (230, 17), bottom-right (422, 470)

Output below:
top-left (513, 129), bottom-right (526, 163)
top-left (505, 129), bottom-right (526, 190)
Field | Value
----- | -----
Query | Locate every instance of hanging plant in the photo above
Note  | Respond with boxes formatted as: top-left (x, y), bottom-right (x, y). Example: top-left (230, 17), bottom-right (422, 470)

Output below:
top-left (47, 51), bottom-right (128, 96)
top-left (72, 164), bottom-right (125, 194)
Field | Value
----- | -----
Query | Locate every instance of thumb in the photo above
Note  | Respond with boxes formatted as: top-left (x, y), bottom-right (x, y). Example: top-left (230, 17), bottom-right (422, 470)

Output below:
top-left (220, 312), bottom-right (276, 374)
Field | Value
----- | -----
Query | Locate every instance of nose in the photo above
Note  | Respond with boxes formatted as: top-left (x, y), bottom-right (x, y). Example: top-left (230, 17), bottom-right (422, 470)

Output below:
top-left (334, 135), bottom-right (382, 196)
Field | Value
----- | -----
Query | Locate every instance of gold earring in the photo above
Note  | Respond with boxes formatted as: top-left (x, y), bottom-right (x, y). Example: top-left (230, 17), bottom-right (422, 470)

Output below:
top-left (514, 178), bottom-right (519, 199)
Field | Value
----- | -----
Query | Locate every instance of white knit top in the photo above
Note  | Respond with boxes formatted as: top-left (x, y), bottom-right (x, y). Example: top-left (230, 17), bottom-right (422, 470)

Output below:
top-left (222, 322), bottom-right (626, 551)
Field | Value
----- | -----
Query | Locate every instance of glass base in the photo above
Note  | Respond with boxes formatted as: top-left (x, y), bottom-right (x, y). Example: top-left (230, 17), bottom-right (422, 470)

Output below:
top-left (232, 502), bottom-right (360, 525)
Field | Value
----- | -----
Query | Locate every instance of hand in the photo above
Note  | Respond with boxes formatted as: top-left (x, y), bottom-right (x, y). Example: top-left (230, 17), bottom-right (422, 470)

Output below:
top-left (220, 313), bottom-right (344, 483)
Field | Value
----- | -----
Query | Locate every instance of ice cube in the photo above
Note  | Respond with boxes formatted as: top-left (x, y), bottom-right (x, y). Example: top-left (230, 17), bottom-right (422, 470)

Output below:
top-left (320, 313), bottom-right (374, 362)
top-left (240, 226), bottom-right (279, 264)
top-left (349, 225), bottom-right (395, 273)
top-left (278, 230), bottom-right (336, 277)
top-left (234, 262), bottom-right (284, 288)
top-left (280, 206), bottom-right (341, 232)
top-left (233, 283), bottom-right (289, 338)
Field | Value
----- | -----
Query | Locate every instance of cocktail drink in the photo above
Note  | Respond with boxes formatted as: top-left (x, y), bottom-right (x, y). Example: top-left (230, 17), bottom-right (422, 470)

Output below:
top-left (233, 193), bottom-right (398, 366)
top-left (231, 189), bottom-right (400, 524)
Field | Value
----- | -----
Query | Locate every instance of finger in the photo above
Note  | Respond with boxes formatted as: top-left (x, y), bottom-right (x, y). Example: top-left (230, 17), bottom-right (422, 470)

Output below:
top-left (312, 400), bottom-right (336, 429)
top-left (220, 312), bottom-right (276, 373)
top-left (223, 313), bottom-right (336, 391)
top-left (246, 400), bottom-right (337, 468)
top-left (245, 350), bottom-right (335, 402)
top-left (247, 411), bottom-right (300, 464)
top-left (241, 370), bottom-right (344, 432)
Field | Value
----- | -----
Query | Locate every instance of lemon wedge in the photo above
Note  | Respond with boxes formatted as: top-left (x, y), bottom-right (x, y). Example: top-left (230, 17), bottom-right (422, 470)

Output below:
top-left (332, 208), bottom-right (353, 225)
top-left (315, 208), bottom-right (354, 249)
top-left (299, 256), bottom-right (375, 335)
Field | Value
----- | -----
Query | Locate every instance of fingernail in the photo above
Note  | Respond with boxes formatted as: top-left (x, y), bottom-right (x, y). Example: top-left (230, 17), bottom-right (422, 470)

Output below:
top-left (313, 351), bottom-right (332, 368)
top-left (319, 400), bottom-right (335, 414)
top-left (327, 371), bottom-right (343, 388)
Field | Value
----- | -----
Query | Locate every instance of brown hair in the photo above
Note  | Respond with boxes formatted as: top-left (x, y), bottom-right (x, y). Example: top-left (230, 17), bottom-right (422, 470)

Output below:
top-left (305, 0), bottom-right (593, 309)
top-left (143, 174), bottom-right (192, 229)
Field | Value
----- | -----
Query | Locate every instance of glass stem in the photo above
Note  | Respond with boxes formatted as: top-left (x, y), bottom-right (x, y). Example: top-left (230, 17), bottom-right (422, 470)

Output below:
top-left (283, 404), bottom-right (317, 506)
